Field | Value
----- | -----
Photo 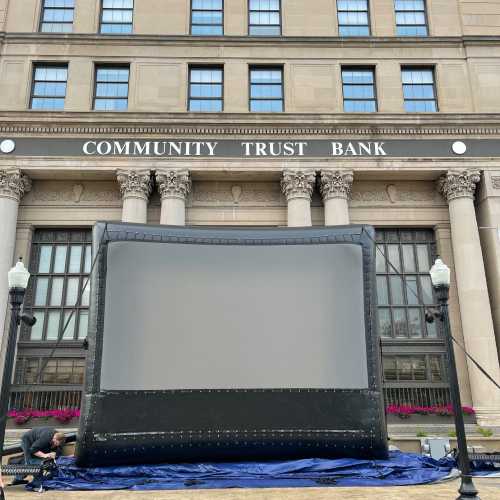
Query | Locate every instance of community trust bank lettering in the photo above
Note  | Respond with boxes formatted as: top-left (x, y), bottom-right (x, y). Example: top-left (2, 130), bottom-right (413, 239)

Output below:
top-left (82, 140), bottom-right (387, 157)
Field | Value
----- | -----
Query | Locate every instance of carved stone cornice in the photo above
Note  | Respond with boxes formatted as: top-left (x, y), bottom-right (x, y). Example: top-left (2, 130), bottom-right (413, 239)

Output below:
top-left (4, 112), bottom-right (500, 137)
top-left (281, 169), bottom-right (316, 201)
top-left (116, 169), bottom-right (153, 201)
top-left (155, 169), bottom-right (191, 201)
top-left (0, 169), bottom-right (31, 202)
top-left (319, 170), bottom-right (354, 201)
top-left (438, 169), bottom-right (481, 203)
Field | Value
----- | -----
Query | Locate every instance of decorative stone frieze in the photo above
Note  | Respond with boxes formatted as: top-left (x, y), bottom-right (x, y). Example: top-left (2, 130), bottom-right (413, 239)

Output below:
top-left (0, 169), bottom-right (31, 202)
top-left (492, 176), bottom-right (500, 190)
top-left (281, 169), bottom-right (316, 201)
top-left (319, 170), bottom-right (354, 201)
top-left (116, 169), bottom-right (153, 201)
top-left (155, 169), bottom-right (191, 201)
top-left (438, 169), bottom-right (481, 203)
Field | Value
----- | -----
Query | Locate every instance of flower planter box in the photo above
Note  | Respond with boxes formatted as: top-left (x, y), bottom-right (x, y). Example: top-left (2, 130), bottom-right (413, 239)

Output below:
top-left (7, 417), bottom-right (79, 429)
top-left (386, 413), bottom-right (476, 425)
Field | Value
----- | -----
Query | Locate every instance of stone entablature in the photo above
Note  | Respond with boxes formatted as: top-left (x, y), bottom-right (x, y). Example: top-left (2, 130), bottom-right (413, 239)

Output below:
top-left (0, 168), bottom-right (31, 202)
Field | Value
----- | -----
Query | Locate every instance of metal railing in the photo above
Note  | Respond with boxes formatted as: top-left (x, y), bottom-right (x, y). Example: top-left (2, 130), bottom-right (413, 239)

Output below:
top-left (383, 385), bottom-right (451, 407)
top-left (9, 387), bottom-right (82, 411)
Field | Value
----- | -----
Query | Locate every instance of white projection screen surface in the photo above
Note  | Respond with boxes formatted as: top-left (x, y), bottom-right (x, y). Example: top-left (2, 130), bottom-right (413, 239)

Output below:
top-left (100, 241), bottom-right (368, 391)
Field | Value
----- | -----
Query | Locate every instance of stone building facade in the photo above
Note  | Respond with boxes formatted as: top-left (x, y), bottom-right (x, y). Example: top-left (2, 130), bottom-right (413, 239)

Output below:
top-left (0, 0), bottom-right (500, 425)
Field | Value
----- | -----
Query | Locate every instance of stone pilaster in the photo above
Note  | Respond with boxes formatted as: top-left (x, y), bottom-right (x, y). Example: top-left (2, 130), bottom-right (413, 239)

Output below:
top-left (155, 169), bottom-right (191, 226)
top-left (0, 169), bottom-right (31, 351)
top-left (281, 169), bottom-right (316, 227)
top-left (116, 169), bottom-right (153, 224)
top-left (438, 169), bottom-right (500, 425)
top-left (319, 170), bottom-right (353, 226)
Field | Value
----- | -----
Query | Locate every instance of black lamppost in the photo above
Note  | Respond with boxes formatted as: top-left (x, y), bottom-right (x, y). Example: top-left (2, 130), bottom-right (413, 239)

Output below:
top-left (428, 257), bottom-right (479, 500)
top-left (0, 259), bottom-right (35, 455)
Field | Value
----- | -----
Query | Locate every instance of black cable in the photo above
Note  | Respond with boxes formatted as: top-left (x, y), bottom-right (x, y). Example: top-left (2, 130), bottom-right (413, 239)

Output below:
top-left (451, 336), bottom-right (500, 391)
top-left (33, 223), bottom-right (109, 384)
top-left (361, 226), bottom-right (500, 392)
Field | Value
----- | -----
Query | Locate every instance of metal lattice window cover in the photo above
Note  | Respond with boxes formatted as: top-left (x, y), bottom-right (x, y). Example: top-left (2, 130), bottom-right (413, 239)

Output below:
top-left (76, 222), bottom-right (388, 467)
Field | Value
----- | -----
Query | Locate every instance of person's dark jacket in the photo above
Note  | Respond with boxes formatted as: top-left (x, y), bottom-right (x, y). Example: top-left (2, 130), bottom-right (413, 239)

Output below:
top-left (21, 427), bottom-right (62, 458)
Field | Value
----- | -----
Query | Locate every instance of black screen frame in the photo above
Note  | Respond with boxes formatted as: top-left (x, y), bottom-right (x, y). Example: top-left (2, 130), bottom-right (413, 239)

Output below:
top-left (76, 222), bottom-right (388, 466)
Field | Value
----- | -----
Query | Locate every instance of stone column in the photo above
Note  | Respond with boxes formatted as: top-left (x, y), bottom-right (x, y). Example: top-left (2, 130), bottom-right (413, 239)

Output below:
top-left (0, 169), bottom-right (31, 345)
top-left (155, 169), bottom-right (191, 226)
top-left (281, 169), bottom-right (316, 227)
top-left (116, 169), bottom-right (153, 224)
top-left (439, 169), bottom-right (500, 425)
top-left (319, 170), bottom-right (353, 225)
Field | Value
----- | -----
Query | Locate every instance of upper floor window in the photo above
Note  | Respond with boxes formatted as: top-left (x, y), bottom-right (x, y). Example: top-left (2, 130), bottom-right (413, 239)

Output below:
top-left (191, 0), bottom-right (223, 35)
top-left (40, 0), bottom-right (74, 33)
top-left (188, 67), bottom-right (223, 112)
top-left (249, 67), bottom-right (283, 112)
top-left (395, 0), bottom-right (428, 36)
top-left (24, 229), bottom-right (92, 342)
top-left (94, 66), bottom-right (130, 111)
top-left (342, 67), bottom-right (377, 112)
top-left (376, 228), bottom-right (438, 339)
top-left (100, 0), bottom-right (133, 34)
top-left (402, 67), bottom-right (437, 112)
top-left (337, 0), bottom-right (370, 36)
top-left (30, 64), bottom-right (67, 111)
top-left (249, 0), bottom-right (281, 36)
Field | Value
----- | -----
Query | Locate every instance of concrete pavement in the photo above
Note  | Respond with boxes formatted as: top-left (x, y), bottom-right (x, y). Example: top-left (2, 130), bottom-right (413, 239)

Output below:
top-left (2, 478), bottom-right (500, 500)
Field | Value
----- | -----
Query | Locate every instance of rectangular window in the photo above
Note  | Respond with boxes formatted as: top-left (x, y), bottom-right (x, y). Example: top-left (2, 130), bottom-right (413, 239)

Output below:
top-left (395, 0), bottom-right (428, 36)
top-left (30, 64), bottom-right (67, 110)
top-left (342, 67), bottom-right (377, 112)
top-left (15, 357), bottom-right (86, 385)
top-left (376, 229), bottom-right (438, 339)
top-left (188, 67), bottom-right (223, 112)
top-left (249, 67), bottom-right (283, 112)
top-left (100, 0), bottom-right (133, 34)
top-left (191, 0), bottom-right (223, 35)
top-left (40, 0), bottom-right (74, 33)
top-left (402, 67), bottom-right (437, 112)
top-left (382, 355), bottom-right (447, 383)
top-left (23, 229), bottom-right (92, 342)
top-left (337, 0), bottom-right (370, 36)
top-left (94, 66), bottom-right (130, 111)
top-left (249, 0), bottom-right (281, 36)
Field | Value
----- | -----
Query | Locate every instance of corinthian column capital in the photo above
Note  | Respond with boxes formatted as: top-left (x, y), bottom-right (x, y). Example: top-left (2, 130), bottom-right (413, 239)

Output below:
top-left (155, 169), bottom-right (192, 201)
top-left (281, 169), bottom-right (316, 201)
top-left (0, 169), bottom-right (31, 202)
top-left (319, 170), bottom-right (354, 201)
top-left (116, 169), bottom-right (153, 202)
top-left (438, 169), bottom-right (481, 203)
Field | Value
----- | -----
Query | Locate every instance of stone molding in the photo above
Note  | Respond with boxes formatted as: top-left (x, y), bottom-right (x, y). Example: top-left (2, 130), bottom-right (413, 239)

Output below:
top-left (492, 176), bottom-right (500, 190)
top-left (155, 169), bottom-right (192, 201)
top-left (0, 168), bottom-right (31, 202)
top-left (281, 169), bottom-right (316, 201)
top-left (116, 169), bottom-right (153, 202)
top-left (438, 169), bottom-right (481, 202)
top-left (319, 170), bottom-right (354, 201)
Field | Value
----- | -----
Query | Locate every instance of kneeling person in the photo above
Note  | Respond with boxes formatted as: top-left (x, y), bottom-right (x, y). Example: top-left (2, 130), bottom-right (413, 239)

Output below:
top-left (11, 427), bottom-right (65, 485)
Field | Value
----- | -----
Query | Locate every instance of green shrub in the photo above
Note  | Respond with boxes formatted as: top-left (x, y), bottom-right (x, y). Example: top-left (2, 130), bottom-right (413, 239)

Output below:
top-left (476, 427), bottom-right (494, 438)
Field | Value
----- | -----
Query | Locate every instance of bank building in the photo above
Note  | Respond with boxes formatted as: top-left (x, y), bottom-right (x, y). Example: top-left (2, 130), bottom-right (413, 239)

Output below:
top-left (1, 0), bottom-right (500, 427)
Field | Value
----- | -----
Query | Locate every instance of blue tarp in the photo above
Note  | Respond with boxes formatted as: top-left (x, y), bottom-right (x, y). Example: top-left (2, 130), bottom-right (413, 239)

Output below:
top-left (28, 452), bottom-right (457, 491)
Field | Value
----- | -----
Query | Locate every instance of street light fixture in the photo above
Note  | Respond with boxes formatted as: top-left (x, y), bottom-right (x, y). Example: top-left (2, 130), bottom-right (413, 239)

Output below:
top-left (427, 257), bottom-right (480, 500)
top-left (0, 259), bottom-right (35, 457)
